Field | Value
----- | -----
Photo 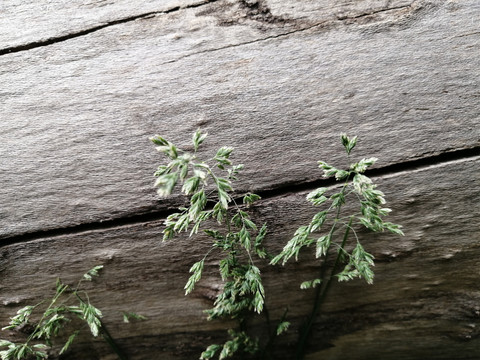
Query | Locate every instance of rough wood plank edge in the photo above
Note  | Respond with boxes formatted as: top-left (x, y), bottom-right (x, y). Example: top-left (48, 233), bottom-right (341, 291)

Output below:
top-left (0, 0), bottom-right (212, 52)
top-left (1, 157), bottom-right (478, 359)
top-left (1, 0), bottom-right (478, 239)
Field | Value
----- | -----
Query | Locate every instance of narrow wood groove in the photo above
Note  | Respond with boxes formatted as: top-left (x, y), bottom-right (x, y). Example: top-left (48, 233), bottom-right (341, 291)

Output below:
top-left (1, 146), bottom-right (478, 248)
top-left (0, 0), bottom-right (423, 60)
top-left (254, 145), bottom-right (480, 203)
top-left (160, 23), bottom-right (321, 65)
top-left (160, 1), bottom-right (427, 65)
top-left (336, 4), bottom-right (412, 20)
top-left (0, 0), bottom-right (218, 57)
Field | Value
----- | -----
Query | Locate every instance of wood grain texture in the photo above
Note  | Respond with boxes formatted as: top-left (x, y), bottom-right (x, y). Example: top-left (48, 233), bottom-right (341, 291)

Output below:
top-left (1, 0), bottom-right (479, 239)
top-left (0, 0), bottom-right (206, 50)
top-left (1, 157), bottom-right (479, 359)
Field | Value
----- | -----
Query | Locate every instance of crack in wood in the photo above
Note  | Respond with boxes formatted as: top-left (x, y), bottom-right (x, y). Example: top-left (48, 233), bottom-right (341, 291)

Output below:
top-left (160, 0), bottom-right (431, 66)
top-left (336, 3), bottom-right (414, 21)
top-left (0, 0), bottom-right (219, 57)
top-left (160, 23), bottom-right (319, 65)
top-left (1, 146), bottom-right (478, 248)
top-left (0, 0), bottom-right (431, 59)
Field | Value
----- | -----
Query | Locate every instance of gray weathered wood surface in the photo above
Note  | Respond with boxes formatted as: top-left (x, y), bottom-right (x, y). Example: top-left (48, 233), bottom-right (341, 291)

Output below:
top-left (1, 0), bottom-right (479, 359)
top-left (0, 0), bottom-right (478, 239)
top-left (1, 158), bottom-right (479, 359)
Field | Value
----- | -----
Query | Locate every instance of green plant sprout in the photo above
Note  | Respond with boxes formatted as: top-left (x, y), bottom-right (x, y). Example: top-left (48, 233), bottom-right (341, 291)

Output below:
top-left (271, 134), bottom-right (404, 360)
top-left (0, 266), bottom-right (133, 360)
top-left (152, 131), bottom-right (403, 360)
top-left (151, 130), bottom-right (286, 360)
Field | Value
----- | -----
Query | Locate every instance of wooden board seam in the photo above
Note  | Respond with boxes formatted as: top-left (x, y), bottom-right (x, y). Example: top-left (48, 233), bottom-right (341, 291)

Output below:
top-left (0, 0), bottom-right (219, 57)
top-left (1, 148), bottom-right (478, 248)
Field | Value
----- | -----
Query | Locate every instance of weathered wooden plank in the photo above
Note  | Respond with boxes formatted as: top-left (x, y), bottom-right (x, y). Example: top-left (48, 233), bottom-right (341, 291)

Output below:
top-left (1, 0), bottom-right (479, 239)
top-left (0, 0), bottom-right (204, 50)
top-left (1, 157), bottom-right (478, 359)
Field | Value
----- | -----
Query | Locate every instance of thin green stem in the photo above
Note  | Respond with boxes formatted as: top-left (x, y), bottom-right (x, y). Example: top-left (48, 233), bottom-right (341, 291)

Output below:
top-left (100, 321), bottom-right (129, 360)
top-left (295, 213), bottom-right (353, 360)
top-left (261, 306), bottom-right (289, 360)
top-left (75, 293), bottom-right (129, 360)
top-left (25, 283), bottom-right (69, 345)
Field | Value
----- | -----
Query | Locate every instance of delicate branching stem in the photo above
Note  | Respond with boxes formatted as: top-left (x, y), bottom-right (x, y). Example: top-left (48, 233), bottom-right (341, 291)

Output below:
top-left (295, 206), bottom-right (352, 360)
top-left (152, 130), bottom-right (272, 359)
top-left (151, 131), bottom-right (403, 360)
top-left (0, 266), bottom-right (139, 360)
top-left (75, 293), bottom-right (129, 360)
top-left (100, 321), bottom-right (129, 360)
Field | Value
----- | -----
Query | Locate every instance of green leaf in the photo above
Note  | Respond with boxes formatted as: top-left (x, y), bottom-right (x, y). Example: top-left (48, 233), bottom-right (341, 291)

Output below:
top-left (154, 173), bottom-right (179, 197)
top-left (318, 161), bottom-right (338, 178)
top-left (214, 146), bottom-right (234, 169)
top-left (79, 302), bottom-right (102, 337)
top-left (188, 189), bottom-right (207, 221)
top-left (300, 278), bottom-right (321, 290)
top-left (219, 339), bottom-right (238, 360)
top-left (271, 226), bottom-right (313, 265)
top-left (350, 157), bottom-right (378, 173)
top-left (16, 344), bottom-right (28, 359)
top-left (150, 135), bottom-right (168, 146)
top-left (352, 173), bottom-right (372, 194)
top-left (59, 331), bottom-right (79, 355)
top-left (204, 229), bottom-right (225, 241)
top-left (337, 264), bottom-right (358, 283)
top-left (306, 188), bottom-right (327, 206)
top-left (335, 169), bottom-right (350, 180)
top-left (315, 235), bottom-right (331, 258)
top-left (189, 210), bottom-right (212, 236)
top-left (227, 164), bottom-right (244, 180)
top-left (185, 260), bottom-right (204, 295)
top-left (254, 224), bottom-right (267, 246)
top-left (217, 188), bottom-right (230, 210)
top-left (3, 305), bottom-right (36, 330)
top-left (66, 306), bottom-right (83, 316)
top-left (359, 216), bottom-right (383, 232)
top-left (173, 213), bottom-right (190, 233)
top-left (341, 134), bottom-right (357, 155)
top-left (219, 259), bottom-right (230, 281)
top-left (83, 265), bottom-right (103, 281)
top-left (122, 312), bottom-right (147, 323)
top-left (242, 218), bottom-right (257, 231)
top-left (384, 222), bottom-right (405, 236)
top-left (192, 129), bottom-right (208, 151)
top-left (182, 176), bottom-right (200, 195)
top-left (310, 211), bottom-right (327, 232)
top-left (276, 321), bottom-right (290, 335)
top-left (239, 227), bottom-right (251, 251)
top-left (150, 135), bottom-right (179, 159)
top-left (331, 192), bottom-right (345, 208)
top-left (212, 202), bottom-right (226, 223)
top-left (243, 193), bottom-right (261, 206)
top-left (337, 243), bottom-right (376, 284)
top-left (0, 340), bottom-right (13, 348)
top-left (200, 344), bottom-right (221, 360)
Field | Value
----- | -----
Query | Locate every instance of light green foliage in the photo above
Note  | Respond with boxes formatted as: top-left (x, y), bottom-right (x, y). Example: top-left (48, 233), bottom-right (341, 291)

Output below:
top-left (0, 266), bottom-right (132, 360)
top-left (121, 312), bottom-right (147, 324)
top-left (272, 134), bottom-right (403, 284)
top-left (152, 131), bottom-right (403, 360)
top-left (276, 321), bottom-right (290, 336)
top-left (152, 130), bottom-right (276, 359)
top-left (271, 134), bottom-right (403, 360)
top-left (200, 330), bottom-right (258, 360)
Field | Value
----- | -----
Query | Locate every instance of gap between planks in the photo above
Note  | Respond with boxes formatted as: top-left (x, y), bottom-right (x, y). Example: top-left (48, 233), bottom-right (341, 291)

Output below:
top-left (0, 0), bottom-right (219, 56)
top-left (1, 146), bottom-right (478, 248)
top-left (0, 1), bottom-right (420, 58)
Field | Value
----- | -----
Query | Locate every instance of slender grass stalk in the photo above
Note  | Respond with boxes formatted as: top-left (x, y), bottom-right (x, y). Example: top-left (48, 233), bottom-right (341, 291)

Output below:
top-left (295, 216), bottom-right (353, 360)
